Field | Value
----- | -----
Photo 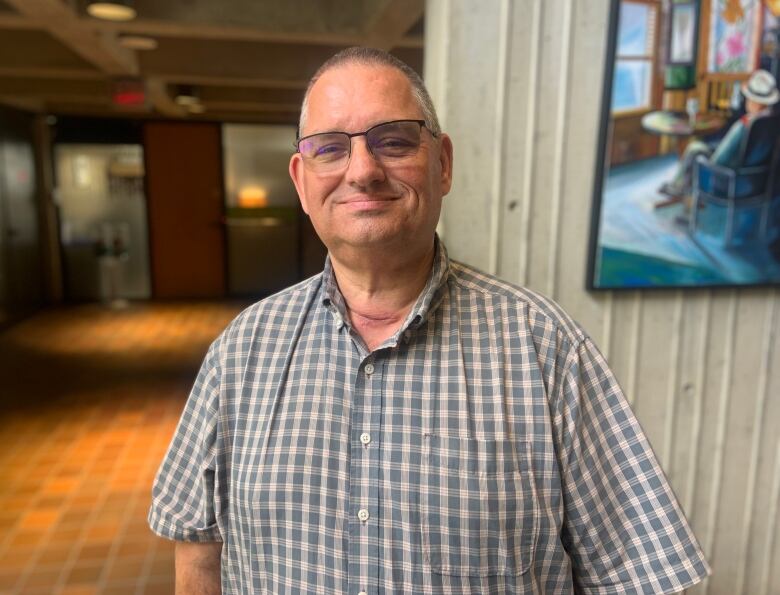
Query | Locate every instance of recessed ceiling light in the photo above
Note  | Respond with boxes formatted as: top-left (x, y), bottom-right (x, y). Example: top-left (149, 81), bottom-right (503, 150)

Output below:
top-left (175, 95), bottom-right (200, 107)
top-left (174, 85), bottom-right (200, 106)
top-left (87, 1), bottom-right (137, 22)
top-left (118, 34), bottom-right (158, 51)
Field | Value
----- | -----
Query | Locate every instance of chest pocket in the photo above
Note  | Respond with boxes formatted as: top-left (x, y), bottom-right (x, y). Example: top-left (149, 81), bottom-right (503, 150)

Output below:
top-left (420, 435), bottom-right (538, 577)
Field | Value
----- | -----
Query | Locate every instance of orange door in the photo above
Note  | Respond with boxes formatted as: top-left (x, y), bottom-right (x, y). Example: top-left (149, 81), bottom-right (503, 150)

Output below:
top-left (144, 122), bottom-right (225, 298)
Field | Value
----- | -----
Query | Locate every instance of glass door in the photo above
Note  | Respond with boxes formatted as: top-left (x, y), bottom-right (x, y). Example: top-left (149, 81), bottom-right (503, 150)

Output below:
top-left (54, 144), bottom-right (151, 301)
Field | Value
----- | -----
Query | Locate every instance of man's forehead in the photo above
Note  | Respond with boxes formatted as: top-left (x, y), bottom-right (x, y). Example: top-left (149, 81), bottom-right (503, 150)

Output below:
top-left (308, 63), bottom-right (414, 109)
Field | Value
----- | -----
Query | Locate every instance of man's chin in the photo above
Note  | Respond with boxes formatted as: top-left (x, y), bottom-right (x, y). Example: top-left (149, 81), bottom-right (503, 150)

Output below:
top-left (326, 227), bottom-right (410, 252)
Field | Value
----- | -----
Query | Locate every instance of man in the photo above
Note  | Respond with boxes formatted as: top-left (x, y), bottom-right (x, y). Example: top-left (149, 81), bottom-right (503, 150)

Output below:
top-left (659, 69), bottom-right (779, 197)
top-left (150, 47), bottom-right (710, 593)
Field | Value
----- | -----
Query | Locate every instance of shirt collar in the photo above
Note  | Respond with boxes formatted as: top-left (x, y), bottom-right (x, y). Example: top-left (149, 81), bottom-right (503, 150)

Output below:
top-left (320, 234), bottom-right (451, 335)
top-left (321, 257), bottom-right (348, 329)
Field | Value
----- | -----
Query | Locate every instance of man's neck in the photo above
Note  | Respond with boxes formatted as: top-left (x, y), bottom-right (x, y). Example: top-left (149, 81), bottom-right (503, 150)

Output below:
top-left (329, 241), bottom-right (436, 351)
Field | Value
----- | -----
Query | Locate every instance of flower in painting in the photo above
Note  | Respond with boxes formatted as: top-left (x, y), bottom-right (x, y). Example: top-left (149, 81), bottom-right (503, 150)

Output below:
top-left (725, 31), bottom-right (746, 58)
top-left (721, 0), bottom-right (745, 24)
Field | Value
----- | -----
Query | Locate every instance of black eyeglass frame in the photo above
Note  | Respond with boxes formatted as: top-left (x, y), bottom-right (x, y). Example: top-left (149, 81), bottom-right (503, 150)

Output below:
top-left (294, 119), bottom-right (437, 159)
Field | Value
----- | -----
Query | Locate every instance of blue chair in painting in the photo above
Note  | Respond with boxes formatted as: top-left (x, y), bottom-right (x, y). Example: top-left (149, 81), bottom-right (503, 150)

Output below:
top-left (689, 113), bottom-right (780, 246)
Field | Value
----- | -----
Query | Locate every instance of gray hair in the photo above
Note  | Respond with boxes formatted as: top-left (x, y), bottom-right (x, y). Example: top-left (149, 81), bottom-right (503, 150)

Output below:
top-left (297, 46), bottom-right (441, 138)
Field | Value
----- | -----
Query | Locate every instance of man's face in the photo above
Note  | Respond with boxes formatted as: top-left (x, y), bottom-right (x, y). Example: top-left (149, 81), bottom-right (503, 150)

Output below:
top-left (289, 63), bottom-right (453, 254)
top-left (745, 98), bottom-right (767, 114)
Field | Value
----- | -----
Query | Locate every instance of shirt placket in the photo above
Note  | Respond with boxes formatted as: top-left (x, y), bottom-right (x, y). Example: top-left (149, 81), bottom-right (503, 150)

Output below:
top-left (348, 352), bottom-right (383, 595)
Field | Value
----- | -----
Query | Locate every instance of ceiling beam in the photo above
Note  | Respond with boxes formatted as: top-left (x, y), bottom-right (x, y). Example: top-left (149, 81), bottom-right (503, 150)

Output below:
top-left (0, 68), bottom-right (308, 90)
top-left (0, 67), bottom-right (104, 80)
top-left (365, 0), bottom-right (425, 51)
top-left (39, 94), bottom-right (112, 105)
top-left (4, 0), bottom-right (139, 76)
top-left (0, 95), bottom-right (45, 112)
top-left (200, 101), bottom-right (300, 113)
top-left (42, 103), bottom-right (153, 117)
top-left (83, 17), bottom-right (423, 49)
top-left (0, 13), bottom-right (38, 29)
top-left (0, 78), bottom-right (107, 95)
top-left (156, 74), bottom-right (308, 90)
top-left (0, 13), bottom-right (423, 49)
top-left (41, 104), bottom-right (297, 124)
top-left (146, 77), bottom-right (186, 117)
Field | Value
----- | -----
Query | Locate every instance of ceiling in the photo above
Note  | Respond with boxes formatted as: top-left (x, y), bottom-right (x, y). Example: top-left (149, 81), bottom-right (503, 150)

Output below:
top-left (0, 0), bottom-right (425, 124)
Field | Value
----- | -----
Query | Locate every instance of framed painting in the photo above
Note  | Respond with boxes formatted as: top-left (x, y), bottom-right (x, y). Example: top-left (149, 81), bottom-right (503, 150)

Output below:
top-left (587, 0), bottom-right (780, 290)
top-left (668, 2), bottom-right (699, 65)
top-left (707, 0), bottom-right (762, 73)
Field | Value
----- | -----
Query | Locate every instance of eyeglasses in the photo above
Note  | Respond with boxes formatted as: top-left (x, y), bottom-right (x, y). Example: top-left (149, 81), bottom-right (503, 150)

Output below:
top-left (295, 119), bottom-right (434, 173)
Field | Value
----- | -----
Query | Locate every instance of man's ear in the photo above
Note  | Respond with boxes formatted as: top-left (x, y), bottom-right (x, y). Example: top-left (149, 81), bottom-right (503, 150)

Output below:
top-left (438, 133), bottom-right (454, 196)
top-left (289, 152), bottom-right (310, 214)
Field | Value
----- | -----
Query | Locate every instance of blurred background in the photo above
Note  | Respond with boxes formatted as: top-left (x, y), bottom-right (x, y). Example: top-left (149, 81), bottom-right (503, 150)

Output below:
top-left (0, 1), bottom-right (778, 594)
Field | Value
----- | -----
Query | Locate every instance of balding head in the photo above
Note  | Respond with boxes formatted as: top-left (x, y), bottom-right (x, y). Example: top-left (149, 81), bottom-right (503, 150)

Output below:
top-left (298, 47), bottom-right (441, 138)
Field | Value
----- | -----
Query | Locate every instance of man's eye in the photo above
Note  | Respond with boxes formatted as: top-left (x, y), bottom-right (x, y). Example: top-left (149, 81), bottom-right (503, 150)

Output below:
top-left (373, 137), bottom-right (417, 154)
top-left (314, 144), bottom-right (347, 158)
top-left (375, 137), bottom-right (414, 148)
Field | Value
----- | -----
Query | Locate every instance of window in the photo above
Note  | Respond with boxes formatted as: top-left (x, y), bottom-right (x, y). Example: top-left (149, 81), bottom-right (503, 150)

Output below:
top-left (612, 1), bottom-right (658, 113)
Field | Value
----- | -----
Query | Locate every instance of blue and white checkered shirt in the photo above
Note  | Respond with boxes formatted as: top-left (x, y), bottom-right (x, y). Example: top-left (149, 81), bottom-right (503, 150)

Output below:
top-left (149, 238), bottom-right (710, 594)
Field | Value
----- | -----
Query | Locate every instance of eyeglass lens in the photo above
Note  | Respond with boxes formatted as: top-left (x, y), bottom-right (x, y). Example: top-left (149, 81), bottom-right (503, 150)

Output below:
top-left (298, 120), bottom-right (423, 171)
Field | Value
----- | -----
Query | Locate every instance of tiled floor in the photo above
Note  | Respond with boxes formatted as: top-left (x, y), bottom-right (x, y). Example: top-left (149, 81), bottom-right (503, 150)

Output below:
top-left (0, 301), bottom-right (245, 595)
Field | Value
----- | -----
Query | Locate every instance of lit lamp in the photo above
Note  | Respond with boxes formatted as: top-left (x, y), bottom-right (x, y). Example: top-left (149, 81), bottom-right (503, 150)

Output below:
top-left (86, 0), bottom-right (136, 21)
top-left (238, 186), bottom-right (269, 208)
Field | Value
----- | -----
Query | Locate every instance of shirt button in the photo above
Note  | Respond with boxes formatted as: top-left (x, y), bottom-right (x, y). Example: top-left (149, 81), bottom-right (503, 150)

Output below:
top-left (357, 508), bottom-right (370, 522)
top-left (360, 432), bottom-right (371, 445)
top-left (364, 363), bottom-right (375, 375)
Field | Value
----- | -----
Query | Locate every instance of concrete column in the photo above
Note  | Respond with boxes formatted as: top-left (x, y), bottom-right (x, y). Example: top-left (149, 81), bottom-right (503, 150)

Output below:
top-left (425, 0), bottom-right (509, 274)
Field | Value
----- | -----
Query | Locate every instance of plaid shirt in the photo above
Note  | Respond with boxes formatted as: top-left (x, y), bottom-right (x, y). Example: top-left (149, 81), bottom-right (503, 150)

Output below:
top-left (149, 239), bottom-right (710, 594)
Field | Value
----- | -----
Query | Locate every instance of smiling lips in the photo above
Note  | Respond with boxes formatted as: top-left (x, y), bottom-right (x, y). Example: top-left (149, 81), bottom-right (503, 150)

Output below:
top-left (339, 194), bottom-right (401, 208)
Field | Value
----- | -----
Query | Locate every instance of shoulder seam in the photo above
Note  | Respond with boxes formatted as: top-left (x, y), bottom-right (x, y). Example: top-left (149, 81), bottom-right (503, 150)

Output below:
top-left (220, 272), bottom-right (324, 343)
top-left (448, 261), bottom-right (586, 346)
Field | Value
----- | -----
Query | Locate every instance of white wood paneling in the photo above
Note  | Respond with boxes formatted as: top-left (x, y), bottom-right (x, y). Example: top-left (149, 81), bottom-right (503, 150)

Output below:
top-left (433, 0), bottom-right (503, 272)
top-left (761, 437), bottom-right (780, 595)
top-left (497, 0), bottom-right (541, 285)
top-left (425, 1), bottom-right (780, 592)
top-left (749, 290), bottom-right (780, 595)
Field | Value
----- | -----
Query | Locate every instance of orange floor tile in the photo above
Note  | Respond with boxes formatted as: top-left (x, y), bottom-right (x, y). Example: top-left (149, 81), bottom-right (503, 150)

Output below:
top-left (0, 301), bottom-right (245, 595)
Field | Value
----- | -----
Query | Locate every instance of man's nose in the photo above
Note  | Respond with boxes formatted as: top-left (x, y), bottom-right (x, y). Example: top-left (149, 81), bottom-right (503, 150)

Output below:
top-left (345, 136), bottom-right (386, 186)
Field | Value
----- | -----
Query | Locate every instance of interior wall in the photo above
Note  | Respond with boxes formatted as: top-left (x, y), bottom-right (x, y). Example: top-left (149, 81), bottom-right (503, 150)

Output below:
top-left (0, 106), bottom-right (43, 327)
top-left (425, 1), bottom-right (780, 594)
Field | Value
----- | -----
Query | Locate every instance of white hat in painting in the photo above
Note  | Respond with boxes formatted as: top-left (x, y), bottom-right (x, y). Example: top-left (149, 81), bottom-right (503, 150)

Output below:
top-left (742, 70), bottom-right (780, 106)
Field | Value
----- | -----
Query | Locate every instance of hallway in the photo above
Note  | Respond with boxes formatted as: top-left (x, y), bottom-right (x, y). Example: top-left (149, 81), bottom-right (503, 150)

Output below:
top-left (0, 302), bottom-right (245, 594)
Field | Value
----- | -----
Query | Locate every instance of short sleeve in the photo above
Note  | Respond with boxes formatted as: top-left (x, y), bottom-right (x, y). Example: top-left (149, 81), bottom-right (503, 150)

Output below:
top-left (552, 336), bottom-right (710, 594)
top-left (148, 337), bottom-right (224, 543)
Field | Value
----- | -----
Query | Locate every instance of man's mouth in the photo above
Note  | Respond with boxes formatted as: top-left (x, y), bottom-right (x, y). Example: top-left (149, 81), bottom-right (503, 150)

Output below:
top-left (341, 193), bottom-right (399, 202)
top-left (339, 194), bottom-right (401, 208)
